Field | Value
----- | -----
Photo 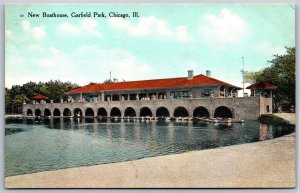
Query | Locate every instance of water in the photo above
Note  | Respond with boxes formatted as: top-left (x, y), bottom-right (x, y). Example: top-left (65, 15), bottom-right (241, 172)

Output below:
top-left (5, 118), bottom-right (295, 177)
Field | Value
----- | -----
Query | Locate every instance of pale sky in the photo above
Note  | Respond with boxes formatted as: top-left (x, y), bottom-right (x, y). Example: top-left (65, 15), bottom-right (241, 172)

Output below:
top-left (5, 4), bottom-right (295, 94)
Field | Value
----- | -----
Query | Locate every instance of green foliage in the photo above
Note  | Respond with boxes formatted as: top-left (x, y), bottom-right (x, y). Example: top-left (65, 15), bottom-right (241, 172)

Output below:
top-left (5, 88), bottom-right (12, 104)
top-left (244, 47), bottom-right (295, 108)
top-left (13, 94), bottom-right (30, 105)
top-left (243, 70), bottom-right (263, 84)
top-left (259, 114), bottom-right (288, 125)
top-left (5, 80), bottom-right (79, 114)
top-left (40, 80), bottom-right (79, 102)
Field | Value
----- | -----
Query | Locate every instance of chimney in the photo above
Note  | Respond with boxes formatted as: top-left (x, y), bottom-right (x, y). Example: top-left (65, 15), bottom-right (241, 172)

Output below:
top-left (206, 70), bottom-right (211, 77)
top-left (187, 70), bottom-right (194, 80)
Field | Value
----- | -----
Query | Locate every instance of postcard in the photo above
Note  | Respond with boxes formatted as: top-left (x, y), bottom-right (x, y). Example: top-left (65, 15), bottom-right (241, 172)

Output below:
top-left (4, 4), bottom-right (296, 188)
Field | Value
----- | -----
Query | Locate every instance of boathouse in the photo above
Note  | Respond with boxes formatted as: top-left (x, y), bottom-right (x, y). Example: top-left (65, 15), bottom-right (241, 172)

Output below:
top-left (23, 70), bottom-right (273, 120)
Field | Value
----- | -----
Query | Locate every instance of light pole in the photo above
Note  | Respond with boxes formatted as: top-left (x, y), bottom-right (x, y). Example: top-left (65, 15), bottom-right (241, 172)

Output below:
top-left (241, 57), bottom-right (245, 97)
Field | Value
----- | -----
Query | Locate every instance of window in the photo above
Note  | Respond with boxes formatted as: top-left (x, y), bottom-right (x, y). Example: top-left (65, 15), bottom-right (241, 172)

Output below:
top-left (170, 91), bottom-right (189, 99)
top-left (85, 95), bottom-right (98, 102)
top-left (201, 89), bottom-right (212, 97)
top-left (266, 105), bottom-right (270, 112)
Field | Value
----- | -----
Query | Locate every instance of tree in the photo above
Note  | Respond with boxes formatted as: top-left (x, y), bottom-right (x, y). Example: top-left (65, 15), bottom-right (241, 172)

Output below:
top-left (5, 88), bottom-right (12, 104)
top-left (42, 80), bottom-right (79, 102)
top-left (5, 80), bottom-right (79, 114)
top-left (243, 70), bottom-right (263, 84)
top-left (244, 47), bottom-right (295, 109)
top-left (13, 94), bottom-right (30, 105)
top-left (22, 81), bottom-right (40, 98)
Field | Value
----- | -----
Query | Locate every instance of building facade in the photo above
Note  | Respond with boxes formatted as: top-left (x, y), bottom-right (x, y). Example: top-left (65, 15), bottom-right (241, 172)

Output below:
top-left (23, 70), bottom-right (273, 120)
top-left (66, 70), bottom-right (240, 102)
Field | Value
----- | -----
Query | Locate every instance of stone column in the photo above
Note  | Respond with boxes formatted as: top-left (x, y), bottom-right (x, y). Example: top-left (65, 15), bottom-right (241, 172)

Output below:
top-left (166, 91), bottom-right (170, 99)
top-left (209, 107), bottom-right (214, 119)
top-left (70, 109), bottom-right (74, 117)
top-left (188, 108), bottom-right (193, 118)
top-left (136, 109), bottom-right (140, 117)
top-left (234, 107), bottom-right (237, 119)
top-left (101, 92), bottom-right (104, 101)
top-left (22, 107), bottom-right (26, 116)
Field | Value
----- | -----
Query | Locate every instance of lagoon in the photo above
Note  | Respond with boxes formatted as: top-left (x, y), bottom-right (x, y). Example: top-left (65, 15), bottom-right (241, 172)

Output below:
top-left (5, 118), bottom-right (295, 177)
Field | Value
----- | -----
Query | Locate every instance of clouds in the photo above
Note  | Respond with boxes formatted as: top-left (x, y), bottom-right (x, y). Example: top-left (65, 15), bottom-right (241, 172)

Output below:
top-left (199, 8), bottom-right (250, 48)
top-left (108, 16), bottom-right (191, 43)
top-left (5, 5), bottom-right (294, 90)
top-left (5, 42), bottom-right (153, 87)
top-left (58, 19), bottom-right (102, 38)
top-left (72, 45), bottom-right (152, 81)
top-left (252, 42), bottom-right (286, 57)
top-left (21, 20), bottom-right (31, 31)
top-left (21, 20), bottom-right (46, 40)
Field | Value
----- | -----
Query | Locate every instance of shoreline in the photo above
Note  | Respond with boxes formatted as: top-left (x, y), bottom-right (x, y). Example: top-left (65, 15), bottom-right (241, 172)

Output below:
top-left (5, 132), bottom-right (296, 188)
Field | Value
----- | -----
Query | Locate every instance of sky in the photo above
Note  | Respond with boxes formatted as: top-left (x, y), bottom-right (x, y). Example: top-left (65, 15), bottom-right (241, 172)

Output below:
top-left (5, 4), bottom-right (295, 95)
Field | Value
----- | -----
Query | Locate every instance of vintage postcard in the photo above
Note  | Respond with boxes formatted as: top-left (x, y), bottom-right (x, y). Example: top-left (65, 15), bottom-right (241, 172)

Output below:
top-left (4, 4), bottom-right (296, 188)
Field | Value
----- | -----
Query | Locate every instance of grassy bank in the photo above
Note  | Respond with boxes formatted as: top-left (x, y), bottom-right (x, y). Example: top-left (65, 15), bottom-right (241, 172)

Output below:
top-left (259, 114), bottom-right (290, 125)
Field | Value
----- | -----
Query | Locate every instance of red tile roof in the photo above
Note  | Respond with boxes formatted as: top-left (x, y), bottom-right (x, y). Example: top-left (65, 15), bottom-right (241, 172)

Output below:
top-left (246, 81), bottom-right (277, 90)
top-left (32, 94), bottom-right (47, 100)
top-left (66, 74), bottom-right (240, 94)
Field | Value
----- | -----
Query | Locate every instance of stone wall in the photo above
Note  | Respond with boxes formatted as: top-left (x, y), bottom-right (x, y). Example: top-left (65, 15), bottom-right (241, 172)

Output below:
top-left (23, 96), bottom-right (266, 120)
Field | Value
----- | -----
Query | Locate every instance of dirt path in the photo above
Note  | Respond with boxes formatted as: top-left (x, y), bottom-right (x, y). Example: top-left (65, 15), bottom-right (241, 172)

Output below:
top-left (273, 113), bottom-right (296, 124)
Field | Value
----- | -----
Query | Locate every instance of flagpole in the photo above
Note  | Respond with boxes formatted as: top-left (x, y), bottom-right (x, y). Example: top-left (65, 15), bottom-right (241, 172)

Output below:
top-left (242, 57), bottom-right (245, 97)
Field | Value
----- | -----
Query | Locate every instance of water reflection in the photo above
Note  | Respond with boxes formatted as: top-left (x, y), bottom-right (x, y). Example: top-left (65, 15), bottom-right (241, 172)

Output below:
top-left (5, 117), bottom-right (295, 177)
top-left (259, 123), bottom-right (274, 141)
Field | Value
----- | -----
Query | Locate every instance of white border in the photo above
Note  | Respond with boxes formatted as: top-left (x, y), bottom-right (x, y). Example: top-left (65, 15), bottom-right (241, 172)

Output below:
top-left (1, 1), bottom-right (298, 193)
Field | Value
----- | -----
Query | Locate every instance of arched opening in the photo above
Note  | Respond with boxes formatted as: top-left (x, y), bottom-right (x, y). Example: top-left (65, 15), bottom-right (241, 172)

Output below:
top-left (74, 108), bottom-right (83, 117)
top-left (53, 108), bottom-right (61, 116)
top-left (85, 108), bottom-right (95, 117)
top-left (214, 106), bottom-right (233, 118)
top-left (110, 107), bottom-right (121, 117)
top-left (44, 109), bottom-right (51, 116)
top-left (193, 106), bottom-right (209, 118)
top-left (97, 108), bottom-right (107, 117)
top-left (35, 109), bottom-right (41, 117)
top-left (27, 109), bottom-right (33, 116)
top-left (140, 107), bottom-right (152, 117)
top-left (124, 107), bottom-right (136, 117)
top-left (174, 106), bottom-right (189, 117)
top-left (156, 107), bottom-right (170, 117)
top-left (63, 108), bottom-right (72, 116)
